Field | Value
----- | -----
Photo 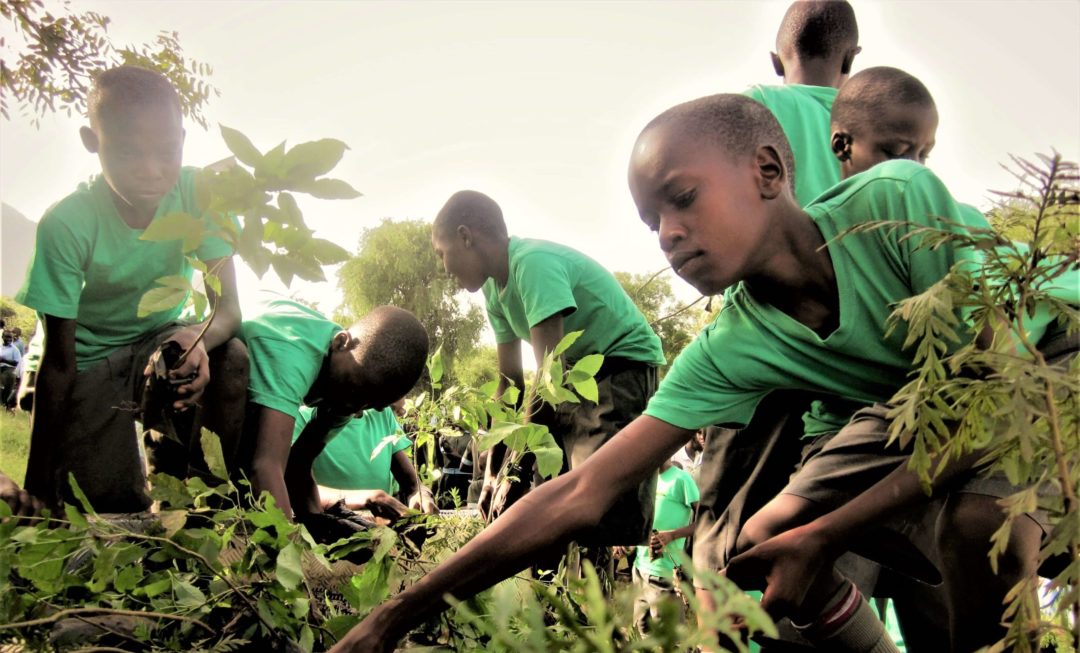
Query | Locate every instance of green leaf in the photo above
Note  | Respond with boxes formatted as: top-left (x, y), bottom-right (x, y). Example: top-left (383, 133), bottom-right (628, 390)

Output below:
top-left (552, 330), bottom-right (584, 357)
top-left (154, 275), bottom-right (194, 291)
top-left (300, 237), bottom-right (351, 265)
top-left (219, 124), bottom-right (263, 167)
top-left (138, 286), bottom-right (188, 317)
top-left (283, 138), bottom-right (349, 181)
top-left (67, 473), bottom-right (97, 515)
top-left (172, 575), bottom-right (206, 608)
top-left (140, 212), bottom-right (204, 244)
top-left (276, 542), bottom-right (304, 590)
top-left (572, 377), bottom-right (599, 403)
top-left (293, 177), bottom-right (362, 200)
top-left (192, 290), bottom-right (208, 320)
top-left (256, 140), bottom-right (288, 180)
top-left (278, 192), bottom-right (303, 226)
top-left (571, 354), bottom-right (604, 376)
top-left (428, 347), bottom-right (445, 384)
top-left (299, 624), bottom-right (315, 652)
top-left (200, 429), bottom-right (229, 481)
top-left (158, 510), bottom-right (188, 537)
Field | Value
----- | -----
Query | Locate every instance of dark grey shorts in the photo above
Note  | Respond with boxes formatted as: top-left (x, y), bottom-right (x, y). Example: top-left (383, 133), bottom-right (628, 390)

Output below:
top-left (53, 324), bottom-right (186, 513)
top-left (549, 359), bottom-right (659, 546)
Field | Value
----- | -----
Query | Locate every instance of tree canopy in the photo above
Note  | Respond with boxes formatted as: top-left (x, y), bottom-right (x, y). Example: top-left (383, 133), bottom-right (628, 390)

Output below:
top-left (337, 218), bottom-right (485, 379)
top-left (614, 270), bottom-right (710, 372)
top-left (1, 0), bottom-right (216, 127)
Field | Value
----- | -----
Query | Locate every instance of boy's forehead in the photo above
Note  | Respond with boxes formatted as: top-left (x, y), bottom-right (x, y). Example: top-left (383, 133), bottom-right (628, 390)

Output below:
top-left (97, 101), bottom-right (182, 137)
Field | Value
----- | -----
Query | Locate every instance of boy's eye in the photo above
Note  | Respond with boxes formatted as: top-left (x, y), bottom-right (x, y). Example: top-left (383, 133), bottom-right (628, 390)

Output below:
top-left (671, 189), bottom-right (696, 210)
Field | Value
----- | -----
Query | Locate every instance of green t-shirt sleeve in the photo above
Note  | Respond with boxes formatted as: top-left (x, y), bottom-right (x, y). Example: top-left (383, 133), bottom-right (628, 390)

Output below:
top-left (514, 251), bottom-right (577, 328)
top-left (16, 212), bottom-right (89, 319)
top-left (246, 337), bottom-right (317, 421)
top-left (644, 322), bottom-right (766, 430)
top-left (893, 169), bottom-right (987, 296)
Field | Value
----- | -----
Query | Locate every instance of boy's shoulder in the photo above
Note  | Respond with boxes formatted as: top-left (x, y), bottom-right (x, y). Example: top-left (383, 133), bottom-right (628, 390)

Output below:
top-left (809, 160), bottom-right (947, 215)
top-left (744, 83), bottom-right (837, 111)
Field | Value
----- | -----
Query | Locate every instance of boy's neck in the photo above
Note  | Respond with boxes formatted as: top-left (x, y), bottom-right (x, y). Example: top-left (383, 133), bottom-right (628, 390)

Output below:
top-left (782, 59), bottom-right (845, 89)
top-left (746, 205), bottom-right (839, 336)
top-left (486, 236), bottom-right (512, 289)
top-left (108, 188), bottom-right (157, 229)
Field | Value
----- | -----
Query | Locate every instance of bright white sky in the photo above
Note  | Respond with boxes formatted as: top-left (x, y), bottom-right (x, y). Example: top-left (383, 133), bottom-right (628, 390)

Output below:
top-left (2, 0), bottom-right (1079, 334)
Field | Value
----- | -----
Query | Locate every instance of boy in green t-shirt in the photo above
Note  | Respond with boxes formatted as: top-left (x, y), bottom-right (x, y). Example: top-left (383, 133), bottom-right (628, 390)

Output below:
top-left (631, 460), bottom-right (700, 634)
top-left (744, 0), bottom-right (860, 206)
top-left (330, 94), bottom-right (1077, 653)
top-left (15, 66), bottom-right (247, 513)
top-left (238, 295), bottom-right (429, 523)
top-left (292, 399), bottom-right (436, 521)
top-left (431, 190), bottom-right (666, 545)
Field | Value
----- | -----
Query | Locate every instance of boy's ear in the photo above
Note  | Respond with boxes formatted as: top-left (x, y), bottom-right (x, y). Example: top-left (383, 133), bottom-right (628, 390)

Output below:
top-left (456, 224), bottom-right (473, 248)
top-left (755, 145), bottom-right (787, 200)
top-left (840, 46), bottom-right (861, 75)
top-left (831, 131), bottom-right (852, 162)
top-left (80, 126), bottom-right (100, 154)
top-left (770, 52), bottom-right (785, 78)
top-left (330, 330), bottom-right (351, 351)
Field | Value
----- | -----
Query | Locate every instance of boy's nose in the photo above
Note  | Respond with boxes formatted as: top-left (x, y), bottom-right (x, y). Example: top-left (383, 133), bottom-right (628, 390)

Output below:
top-left (657, 215), bottom-right (686, 252)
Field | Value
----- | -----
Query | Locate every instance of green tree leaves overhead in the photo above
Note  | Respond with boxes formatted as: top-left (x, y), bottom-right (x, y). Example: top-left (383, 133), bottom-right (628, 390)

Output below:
top-left (1, 1), bottom-right (217, 127)
top-left (337, 218), bottom-right (485, 381)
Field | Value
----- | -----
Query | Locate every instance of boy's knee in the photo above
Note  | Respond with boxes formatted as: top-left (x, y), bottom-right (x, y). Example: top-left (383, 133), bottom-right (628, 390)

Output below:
top-left (211, 339), bottom-right (248, 395)
top-left (736, 494), bottom-right (819, 554)
top-left (938, 492), bottom-right (1040, 579)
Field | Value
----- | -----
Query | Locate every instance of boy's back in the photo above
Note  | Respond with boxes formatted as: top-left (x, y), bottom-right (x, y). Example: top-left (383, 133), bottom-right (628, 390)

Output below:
top-left (483, 236), bottom-right (665, 366)
top-left (744, 84), bottom-right (840, 206)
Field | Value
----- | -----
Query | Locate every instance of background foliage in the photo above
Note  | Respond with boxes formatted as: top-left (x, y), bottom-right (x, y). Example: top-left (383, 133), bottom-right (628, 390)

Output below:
top-left (1, 0), bottom-right (216, 127)
top-left (337, 218), bottom-right (485, 384)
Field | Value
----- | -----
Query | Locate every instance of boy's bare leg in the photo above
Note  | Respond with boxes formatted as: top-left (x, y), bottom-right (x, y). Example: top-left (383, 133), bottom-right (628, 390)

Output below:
top-left (937, 492), bottom-right (1041, 652)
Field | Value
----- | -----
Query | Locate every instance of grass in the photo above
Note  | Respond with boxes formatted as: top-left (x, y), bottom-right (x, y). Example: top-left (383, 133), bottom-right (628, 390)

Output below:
top-left (1, 408), bottom-right (31, 485)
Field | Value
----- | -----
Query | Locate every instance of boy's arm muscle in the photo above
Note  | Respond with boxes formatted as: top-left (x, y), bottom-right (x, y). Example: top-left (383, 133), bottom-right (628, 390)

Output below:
top-left (390, 450), bottom-right (436, 514)
top-left (23, 315), bottom-right (78, 506)
top-left (330, 415), bottom-right (694, 653)
top-left (164, 257), bottom-right (242, 410)
top-left (249, 406), bottom-right (299, 519)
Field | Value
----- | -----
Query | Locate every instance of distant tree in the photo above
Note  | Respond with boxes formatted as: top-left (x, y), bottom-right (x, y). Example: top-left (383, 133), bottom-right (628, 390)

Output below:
top-left (615, 270), bottom-right (708, 372)
top-left (1, 0), bottom-right (216, 127)
top-left (0, 296), bottom-right (37, 338)
top-left (337, 218), bottom-right (485, 380)
top-left (452, 345), bottom-right (499, 390)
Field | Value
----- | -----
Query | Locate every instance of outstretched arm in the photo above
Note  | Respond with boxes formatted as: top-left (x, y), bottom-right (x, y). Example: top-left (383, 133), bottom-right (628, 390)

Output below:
top-left (329, 415), bottom-right (694, 653)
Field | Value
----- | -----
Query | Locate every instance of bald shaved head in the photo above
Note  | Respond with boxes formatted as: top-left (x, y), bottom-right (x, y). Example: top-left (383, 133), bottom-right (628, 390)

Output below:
top-left (642, 93), bottom-right (797, 194)
top-left (351, 306), bottom-right (430, 401)
top-left (777, 1), bottom-right (859, 61)
top-left (88, 65), bottom-right (181, 129)
top-left (433, 190), bottom-right (508, 242)
top-left (832, 66), bottom-right (936, 135)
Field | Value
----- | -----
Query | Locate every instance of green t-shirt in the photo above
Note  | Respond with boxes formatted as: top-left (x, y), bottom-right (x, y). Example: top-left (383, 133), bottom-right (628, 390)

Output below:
top-left (16, 168), bottom-right (233, 370)
top-left (646, 160), bottom-right (1044, 432)
top-left (635, 465), bottom-right (700, 578)
top-left (482, 237), bottom-right (666, 366)
top-left (744, 84), bottom-right (840, 207)
top-left (239, 295), bottom-right (342, 421)
top-left (292, 406), bottom-right (411, 492)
